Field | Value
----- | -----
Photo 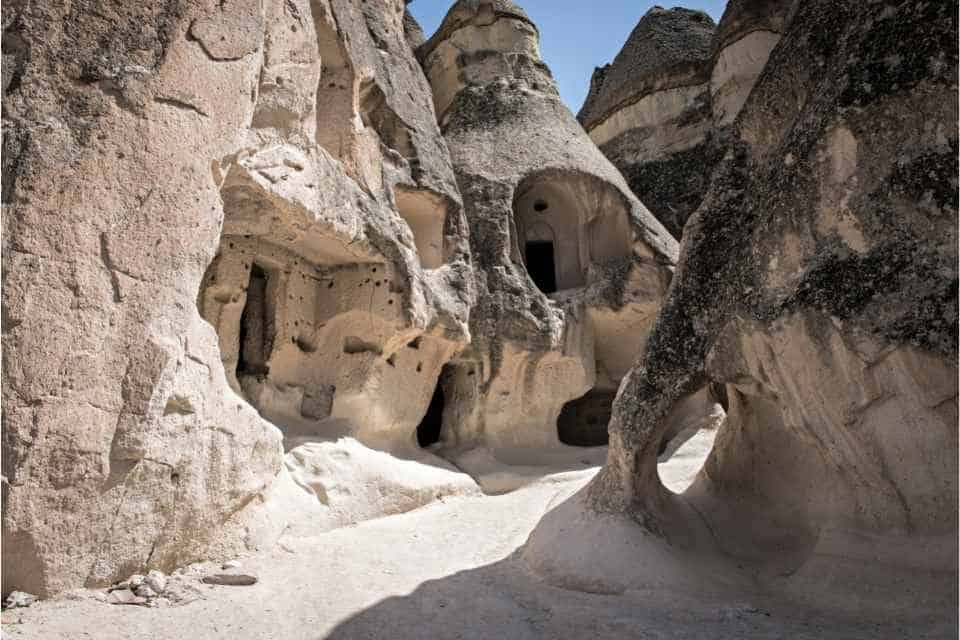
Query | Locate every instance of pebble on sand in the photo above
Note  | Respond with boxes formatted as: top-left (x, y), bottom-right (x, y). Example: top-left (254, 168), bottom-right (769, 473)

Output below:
top-left (202, 574), bottom-right (258, 586)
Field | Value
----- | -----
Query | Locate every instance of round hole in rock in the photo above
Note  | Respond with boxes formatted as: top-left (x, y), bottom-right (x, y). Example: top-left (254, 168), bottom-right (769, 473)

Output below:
top-left (656, 385), bottom-right (727, 495)
top-left (557, 390), bottom-right (615, 447)
top-left (533, 199), bottom-right (548, 212)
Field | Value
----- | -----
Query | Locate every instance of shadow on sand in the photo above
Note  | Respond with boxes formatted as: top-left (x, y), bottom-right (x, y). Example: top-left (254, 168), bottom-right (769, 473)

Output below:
top-left (321, 547), bottom-right (944, 640)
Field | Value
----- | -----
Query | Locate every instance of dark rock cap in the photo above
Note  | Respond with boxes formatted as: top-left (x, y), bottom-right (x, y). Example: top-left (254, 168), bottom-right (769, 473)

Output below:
top-left (713, 0), bottom-right (792, 55)
top-left (578, 6), bottom-right (715, 131)
top-left (419, 0), bottom-right (538, 60)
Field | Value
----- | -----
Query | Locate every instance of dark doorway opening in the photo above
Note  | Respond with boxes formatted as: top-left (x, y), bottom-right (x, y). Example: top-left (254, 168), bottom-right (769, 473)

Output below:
top-left (525, 240), bottom-right (557, 293)
top-left (417, 378), bottom-right (446, 447)
top-left (558, 391), bottom-right (615, 446)
top-left (237, 263), bottom-right (274, 377)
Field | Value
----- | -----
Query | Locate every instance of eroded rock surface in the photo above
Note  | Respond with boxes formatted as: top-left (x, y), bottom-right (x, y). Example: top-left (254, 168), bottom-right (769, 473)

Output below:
top-left (2, 0), bottom-right (285, 598)
top-left (418, 0), bottom-right (689, 456)
top-left (710, 0), bottom-right (791, 128)
top-left (580, 2), bottom-right (792, 238)
top-left (579, 7), bottom-right (718, 238)
top-left (2, 0), bottom-right (471, 597)
top-left (3, 2), bottom-right (955, 629)
top-left (196, 0), bottom-right (473, 453)
top-left (528, 0), bottom-right (958, 619)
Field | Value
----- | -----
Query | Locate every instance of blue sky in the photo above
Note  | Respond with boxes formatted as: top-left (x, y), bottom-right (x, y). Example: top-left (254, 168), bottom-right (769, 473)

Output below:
top-left (410, 1), bottom-right (728, 113)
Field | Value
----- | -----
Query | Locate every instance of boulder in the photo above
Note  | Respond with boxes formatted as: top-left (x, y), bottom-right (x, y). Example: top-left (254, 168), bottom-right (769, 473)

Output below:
top-left (2, 591), bottom-right (35, 609)
top-left (202, 574), bottom-right (258, 586)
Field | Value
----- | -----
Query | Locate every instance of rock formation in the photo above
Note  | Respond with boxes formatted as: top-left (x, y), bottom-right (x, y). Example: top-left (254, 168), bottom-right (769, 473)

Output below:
top-left (194, 0), bottom-right (474, 452)
top-left (417, 0), bottom-right (692, 457)
top-left (579, 7), bottom-right (718, 238)
top-left (2, 0), bottom-right (955, 627)
top-left (580, 2), bottom-right (792, 238)
top-left (1, 0), bottom-right (688, 599)
top-left (527, 0), bottom-right (958, 618)
top-left (710, 0), bottom-right (791, 128)
top-left (2, 0), bottom-right (473, 597)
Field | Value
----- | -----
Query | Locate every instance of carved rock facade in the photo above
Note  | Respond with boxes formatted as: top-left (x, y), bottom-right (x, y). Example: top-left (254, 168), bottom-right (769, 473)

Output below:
top-left (417, 0), bottom-right (683, 457)
top-left (2, 0), bottom-right (475, 596)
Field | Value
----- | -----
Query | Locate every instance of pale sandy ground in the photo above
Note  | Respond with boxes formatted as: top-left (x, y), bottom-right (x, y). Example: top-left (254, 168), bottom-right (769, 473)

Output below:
top-left (2, 431), bottom-right (947, 639)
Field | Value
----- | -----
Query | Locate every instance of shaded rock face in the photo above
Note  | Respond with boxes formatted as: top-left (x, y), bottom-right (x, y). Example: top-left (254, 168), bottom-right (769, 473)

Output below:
top-left (579, 7), bottom-right (718, 238)
top-left (418, 0), bottom-right (689, 452)
top-left (403, 2), bottom-right (427, 49)
top-left (529, 0), bottom-right (958, 616)
top-left (2, 0), bottom-right (469, 597)
top-left (580, 2), bottom-right (791, 238)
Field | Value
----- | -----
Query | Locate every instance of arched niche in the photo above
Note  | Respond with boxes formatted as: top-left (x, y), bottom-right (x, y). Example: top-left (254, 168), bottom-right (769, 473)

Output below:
top-left (513, 170), bottom-right (632, 293)
top-left (198, 171), bottom-right (405, 441)
top-left (394, 186), bottom-right (448, 269)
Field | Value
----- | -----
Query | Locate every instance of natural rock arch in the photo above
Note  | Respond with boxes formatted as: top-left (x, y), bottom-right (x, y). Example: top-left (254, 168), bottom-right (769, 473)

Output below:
top-left (525, 0), bottom-right (958, 619)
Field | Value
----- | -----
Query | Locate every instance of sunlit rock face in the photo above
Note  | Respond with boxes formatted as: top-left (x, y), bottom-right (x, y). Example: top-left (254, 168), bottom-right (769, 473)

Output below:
top-left (579, 7), bottom-right (718, 238)
top-left (710, 0), bottom-right (792, 128)
top-left (1, 0), bottom-right (471, 597)
top-left (580, 2), bottom-right (792, 239)
top-left (196, 0), bottom-right (474, 454)
top-left (417, 0), bottom-right (698, 455)
top-left (7, 0), bottom-right (952, 624)
top-left (527, 0), bottom-right (958, 618)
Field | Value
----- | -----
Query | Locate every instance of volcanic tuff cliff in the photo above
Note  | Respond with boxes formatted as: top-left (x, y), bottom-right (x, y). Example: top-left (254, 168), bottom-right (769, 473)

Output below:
top-left (529, 0), bottom-right (958, 617)
top-left (0, 0), bottom-right (689, 596)
top-left (2, 0), bottom-right (478, 597)
top-left (580, 2), bottom-right (791, 238)
top-left (415, 0), bottom-right (714, 460)
top-left (579, 7), bottom-right (717, 238)
top-left (1, 0), bottom-right (956, 627)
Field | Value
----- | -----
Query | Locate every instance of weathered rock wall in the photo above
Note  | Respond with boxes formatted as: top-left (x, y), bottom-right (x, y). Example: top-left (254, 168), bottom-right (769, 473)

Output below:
top-left (579, 7), bottom-right (718, 238)
top-left (195, 0), bottom-right (473, 453)
top-left (580, 2), bottom-right (791, 238)
top-left (418, 0), bottom-right (686, 455)
top-left (2, 0), bottom-right (471, 597)
top-left (710, 0), bottom-right (791, 128)
top-left (528, 0), bottom-right (958, 616)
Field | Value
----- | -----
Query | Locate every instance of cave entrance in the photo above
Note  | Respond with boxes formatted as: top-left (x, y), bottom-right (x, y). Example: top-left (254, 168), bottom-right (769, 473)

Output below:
top-left (513, 171), bottom-right (633, 292)
top-left (237, 263), bottom-right (274, 377)
top-left (557, 390), bottom-right (615, 446)
top-left (417, 376), bottom-right (446, 448)
top-left (656, 385), bottom-right (727, 494)
top-left (525, 240), bottom-right (557, 294)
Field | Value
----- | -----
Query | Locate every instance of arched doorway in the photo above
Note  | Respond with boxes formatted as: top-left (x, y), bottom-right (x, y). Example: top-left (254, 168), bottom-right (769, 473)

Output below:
top-left (513, 170), bottom-right (632, 293)
top-left (417, 380), bottom-right (445, 447)
top-left (523, 221), bottom-right (558, 294)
